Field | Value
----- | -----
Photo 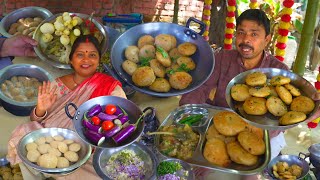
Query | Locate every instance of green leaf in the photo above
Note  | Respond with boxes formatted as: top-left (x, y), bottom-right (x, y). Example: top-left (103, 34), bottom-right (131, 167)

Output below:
top-left (294, 19), bottom-right (303, 33)
top-left (156, 46), bottom-right (168, 58)
top-left (274, 2), bottom-right (281, 15)
top-left (139, 57), bottom-right (152, 66)
top-left (177, 63), bottom-right (191, 72)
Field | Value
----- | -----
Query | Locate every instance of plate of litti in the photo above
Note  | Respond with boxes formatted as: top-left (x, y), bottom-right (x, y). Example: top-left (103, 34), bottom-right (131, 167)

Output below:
top-left (226, 68), bottom-right (319, 130)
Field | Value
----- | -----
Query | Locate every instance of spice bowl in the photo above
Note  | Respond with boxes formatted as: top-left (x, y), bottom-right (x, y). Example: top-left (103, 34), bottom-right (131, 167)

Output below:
top-left (156, 158), bottom-right (195, 180)
top-left (173, 104), bottom-right (209, 127)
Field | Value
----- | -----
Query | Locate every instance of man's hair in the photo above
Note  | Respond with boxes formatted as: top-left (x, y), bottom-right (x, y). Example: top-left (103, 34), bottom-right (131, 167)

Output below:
top-left (236, 9), bottom-right (270, 36)
top-left (69, 35), bottom-right (101, 60)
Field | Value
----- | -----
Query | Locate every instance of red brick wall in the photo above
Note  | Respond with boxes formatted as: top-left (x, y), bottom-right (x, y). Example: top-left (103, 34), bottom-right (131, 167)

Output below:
top-left (0, 0), bottom-right (204, 24)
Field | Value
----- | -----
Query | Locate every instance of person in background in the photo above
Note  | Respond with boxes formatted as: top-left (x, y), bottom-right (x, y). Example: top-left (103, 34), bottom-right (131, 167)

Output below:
top-left (0, 35), bottom-right (37, 69)
top-left (180, 9), bottom-right (288, 179)
top-left (7, 35), bottom-right (126, 180)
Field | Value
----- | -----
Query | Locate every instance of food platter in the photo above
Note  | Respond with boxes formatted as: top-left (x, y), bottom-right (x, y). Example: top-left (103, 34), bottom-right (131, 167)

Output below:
top-left (154, 104), bottom-right (271, 175)
top-left (225, 68), bottom-right (320, 130)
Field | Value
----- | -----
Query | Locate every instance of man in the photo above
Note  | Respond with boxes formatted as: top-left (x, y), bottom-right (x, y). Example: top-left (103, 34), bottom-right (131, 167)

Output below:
top-left (0, 35), bottom-right (37, 69)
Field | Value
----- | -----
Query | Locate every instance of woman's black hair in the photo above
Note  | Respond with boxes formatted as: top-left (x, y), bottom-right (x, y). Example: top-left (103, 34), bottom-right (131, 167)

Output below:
top-left (236, 9), bottom-right (271, 36)
top-left (69, 34), bottom-right (101, 60)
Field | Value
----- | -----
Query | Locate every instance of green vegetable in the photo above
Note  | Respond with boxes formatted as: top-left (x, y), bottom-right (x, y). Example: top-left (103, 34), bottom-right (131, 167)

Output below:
top-left (156, 46), bottom-right (168, 58)
top-left (179, 114), bottom-right (204, 125)
top-left (139, 57), bottom-right (152, 66)
top-left (157, 161), bottom-right (182, 176)
top-left (176, 63), bottom-right (191, 72)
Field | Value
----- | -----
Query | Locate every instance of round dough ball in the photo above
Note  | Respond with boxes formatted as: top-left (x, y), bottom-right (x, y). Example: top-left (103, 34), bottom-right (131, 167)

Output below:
top-left (138, 35), bottom-right (154, 48)
top-left (249, 86), bottom-right (271, 98)
top-left (266, 96), bottom-right (288, 116)
top-left (45, 136), bottom-right (54, 143)
top-left (284, 84), bottom-right (301, 96)
top-left (57, 142), bottom-right (68, 153)
top-left (57, 157), bottom-right (70, 168)
top-left (226, 141), bottom-right (258, 166)
top-left (63, 139), bottom-right (74, 145)
top-left (26, 142), bottom-right (38, 151)
top-left (37, 144), bottom-right (51, 154)
top-left (50, 141), bottom-right (60, 149)
top-left (149, 78), bottom-right (171, 92)
top-left (53, 135), bottom-right (64, 141)
top-left (203, 138), bottom-right (231, 167)
top-left (69, 143), bottom-right (81, 152)
top-left (237, 131), bottom-right (266, 155)
top-left (155, 50), bottom-right (171, 67)
top-left (245, 72), bottom-right (267, 86)
top-left (149, 59), bottom-right (166, 78)
top-left (35, 137), bottom-right (46, 145)
top-left (154, 34), bottom-right (177, 51)
top-left (48, 147), bottom-right (62, 157)
top-left (125, 46), bottom-right (139, 63)
top-left (275, 85), bottom-right (292, 105)
top-left (178, 42), bottom-right (197, 56)
top-left (243, 97), bottom-right (268, 115)
top-left (122, 60), bottom-right (138, 76)
top-left (139, 44), bottom-right (155, 59)
top-left (132, 66), bottom-right (156, 87)
top-left (38, 154), bottom-right (58, 168)
top-left (176, 56), bottom-right (196, 70)
top-left (64, 151), bottom-right (79, 162)
top-left (290, 95), bottom-right (315, 114)
top-left (279, 111), bottom-right (307, 125)
top-left (231, 84), bottom-right (251, 101)
top-left (27, 150), bottom-right (41, 162)
top-left (169, 71), bottom-right (192, 90)
top-left (270, 75), bottom-right (291, 86)
top-left (213, 111), bottom-right (247, 136)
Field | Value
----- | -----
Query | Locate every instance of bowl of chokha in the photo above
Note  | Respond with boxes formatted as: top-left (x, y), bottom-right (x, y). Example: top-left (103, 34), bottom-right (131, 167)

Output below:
top-left (18, 128), bottom-right (92, 174)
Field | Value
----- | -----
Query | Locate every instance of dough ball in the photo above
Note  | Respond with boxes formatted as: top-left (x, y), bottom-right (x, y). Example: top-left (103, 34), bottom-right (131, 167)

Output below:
top-left (64, 151), bottom-right (79, 162)
top-left (50, 141), bottom-right (60, 149)
top-left (176, 56), bottom-right (196, 70)
top-left (169, 71), bottom-right (192, 90)
top-left (249, 86), bottom-right (271, 98)
top-left (26, 142), bottom-right (38, 151)
top-left (284, 84), bottom-right (301, 96)
top-left (270, 75), bottom-right (291, 86)
top-left (178, 42), bottom-right (197, 56)
top-left (57, 157), bottom-right (70, 168)
top-left (137, 35), bottom-right (155, 48)
top-left (37, 154), bottom-right (58, 168)
top-left (266, 96), bottom-right (288, 116)
top-left (231, 84), bottom-right (251, 101)
top-left (45, 136), bottom-right (54, 143)
top-left (226, 141), bottom-right (258, 166)
top-left (275, 85), bottom-right (292, 105)
top-left (245, 72), bottom-right (267, 86)
top-left (69, 143), bottom-right (81, 152)
top-left (48, 147), bottom-right (62, 157)
top-left (35, 137), bottom-right (46, 145)
top-left (37, 144), bottom-right (51, 154)
top-left (203, 138), bottom-right (231, 167)
top-left (57, 142), bottom-right (68, 153)
top-left (122, 60), bottom-right (138, 76)
top-left (125, 45), bottom-right (139, 63)
top-left (27, 150), bottom-right (41, 162)
top-left (243, 97), bottom-right (268, 115)
top-left (290, 95), bottom-right (315, 114)
top-left (139, 44), bottom-right (156, 59)
top-left (132, 66), bottom-right (156, 87)
top-left (53, 135), bottom-right (64, 141)
top-left (154, 34), bottom-right (177, 51)
top-left (213, 111), bottom-right (247, 136)
top-left (237, 131), bottom-right (266, 155)
top-left (149, 78), bottom-right (171, 92)
top-left (63, 139), bottom-right (74, 145)
top-left (149, 59), bottom-right (166, 78)
top-left (279, 111), bottom-right (307, 125)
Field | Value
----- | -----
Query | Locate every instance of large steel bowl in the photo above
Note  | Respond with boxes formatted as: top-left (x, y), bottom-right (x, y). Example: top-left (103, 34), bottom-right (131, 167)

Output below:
top-left (110, 19), bottom-right (214, 97)
top-left (0, 64), bottom-right (54, 116)
top-left (0, 6), bottom-right (52, 38)
top-left (225, 68), bottom-right (320, 130)
top-left (93, 142), bottom-right (158, 180)
top-left (33, 13), bottom-right (108, 69)
top-left (18, 128), bottom-right (92, 174)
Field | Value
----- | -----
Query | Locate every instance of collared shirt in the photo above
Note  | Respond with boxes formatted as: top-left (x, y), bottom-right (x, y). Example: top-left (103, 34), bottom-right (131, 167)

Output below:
top-left (180, 49), bottom-right (289, 107)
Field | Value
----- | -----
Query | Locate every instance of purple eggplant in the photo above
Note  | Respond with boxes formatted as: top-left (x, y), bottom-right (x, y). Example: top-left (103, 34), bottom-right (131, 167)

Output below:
top-left (114, 115), bottom-right (129, 126)
top-left (84, 129), bottom-right (105, 146)
top-left (97, 112), bottom-right (118, 121)
top-left (82, 119), bottom-right (101, 133)
top-left (87, 104), bottom-right (102, 117)
top-left (113, 112), bottom-right (145, 144)
top-left (103, 125), bottom-right (122, 138)
top-left (113, 107), bottom-right (123, 116)
top-left (118, 106), bottom-right (128, 116)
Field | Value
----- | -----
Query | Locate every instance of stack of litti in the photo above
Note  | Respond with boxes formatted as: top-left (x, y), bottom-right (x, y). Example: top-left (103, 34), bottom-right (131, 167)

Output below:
top-left (25, 135), bottom-right (81, 169)
top-left (0, 164), bottom-right (23, 180)
top-left (121, 34), bottom-right (198, 92)
top-left (230, 71), bottom-right (315, 125)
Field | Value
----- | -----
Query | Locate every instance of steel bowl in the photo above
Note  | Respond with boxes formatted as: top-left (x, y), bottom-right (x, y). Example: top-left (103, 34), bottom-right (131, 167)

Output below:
top-left (267, 155), bottom-right (309, 180)
top-left (93, 142), bottom-right (157, 180)
top-left (18, 128), bottom-right (92, 174)
top-left (156, 158), bottom-right (195, 180)
top-left (0, 6), bottom-right (52, 38)
top-left (226, 68), bottom-right (320, 130)
top-left (33, 13), bottom-right (108, 69)
top-left (0, 64), bottom-right (54, 116)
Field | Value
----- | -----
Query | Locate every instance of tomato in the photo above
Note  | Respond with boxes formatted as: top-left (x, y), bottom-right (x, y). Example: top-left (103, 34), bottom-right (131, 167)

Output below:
top-left (105, 104), bottom-right (117, 115)
top-left (91, 116), bottom-right (100, 125)
top-left (102, 121), bottom-right (114, 131)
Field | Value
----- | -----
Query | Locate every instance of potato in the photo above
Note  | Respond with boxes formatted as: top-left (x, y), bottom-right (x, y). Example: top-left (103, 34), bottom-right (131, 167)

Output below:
top-left (154, 34), bottom-right (177, 51)
top-left (33, 17), bottom-right (43, 22)
top-left (149, 59), bottom-right (166, 78)
top-left (137, 35), bottom-right (154, 48)
top-left (139, 45), bottom-right (155, 59)
top-left (28, 21), bottom-right (40, 28)
top-left (156, 51), bottom-right (171, 67)
top-left (122, 60), bottom-right (138, 76)
top-left (132, 66), bottom-right (156, 87)
top-left (16, 25), bottom-right (26, 33)
top-left (177, 42), bottom-right (197, 56)
top-left (176, 56), bottom-right (196, 70)
top-left (169, 71), bottom-right (192, 90)
top-left (149, 78), bottom-right (171, 92)
top-left (125, 46), bottom-right (139, 63)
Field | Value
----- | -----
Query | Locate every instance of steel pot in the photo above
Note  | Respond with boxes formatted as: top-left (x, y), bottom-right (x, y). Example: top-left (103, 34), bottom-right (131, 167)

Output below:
top-left (110, 18), bottom-right (214, 97)
top-left (65, 96), bottom-right (155, 149)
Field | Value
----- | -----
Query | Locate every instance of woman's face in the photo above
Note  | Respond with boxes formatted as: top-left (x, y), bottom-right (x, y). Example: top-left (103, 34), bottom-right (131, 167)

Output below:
top-left (70, 42), bottom-right (100, 77)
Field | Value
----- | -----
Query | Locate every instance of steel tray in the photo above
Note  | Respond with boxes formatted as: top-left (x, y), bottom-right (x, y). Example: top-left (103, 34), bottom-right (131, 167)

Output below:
top-left (154, 104), bottom-right (271, 175)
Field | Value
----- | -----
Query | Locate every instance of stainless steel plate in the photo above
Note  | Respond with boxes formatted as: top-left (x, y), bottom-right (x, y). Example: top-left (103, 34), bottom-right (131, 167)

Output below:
top-left (154, 104), bottom-right (271, 175)
top-left (225, 68), bottom-right (319, 130)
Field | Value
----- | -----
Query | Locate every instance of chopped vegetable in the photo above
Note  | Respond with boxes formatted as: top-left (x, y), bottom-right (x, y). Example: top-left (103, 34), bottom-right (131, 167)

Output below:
top-left (41, 33), bottom-right (53, 43)
top-left (87, 104), bottom-right (102, 117)
top-left (157, 161), bottom-right (182, 176)
top-left (84, 129), bottom-right (105, 146)
top-left (91, 116), bottom-right (101, 125)
top-left (40, 23), bottom-right (55, 34)
top-left (105, 104), bottom-right (117, 115)
top-left (97, 112), bottom-right (118, 121)
top-left (101, 120), bottom-right (114, 131)
top-left (178, 114), bottom-right (203, 125)
top-left (60, 35), bottom-right (70, 45)
top-left (156, 46), bottom-right (168, 58)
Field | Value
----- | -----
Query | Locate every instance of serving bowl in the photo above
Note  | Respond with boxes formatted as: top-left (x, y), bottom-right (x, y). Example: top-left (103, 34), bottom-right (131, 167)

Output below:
top-left (93, 142), bottom-right (157, 180)
top-left (0, 64), bottom-right (54, 116)
top-left (18, 128), bottom-right (92, 174)
top-left (0, 6), bottom-right (52, 38)
top-left (157, 158), bottom-right (195, 180)
top-left (225, 68), bottom-right (320, 130)
top-left (33, 13), bottom-right (108, 69)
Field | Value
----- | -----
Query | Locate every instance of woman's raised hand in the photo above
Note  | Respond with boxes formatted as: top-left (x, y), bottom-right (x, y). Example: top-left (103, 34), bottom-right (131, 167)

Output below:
top-left (35, 81), bottom-right (57, 117)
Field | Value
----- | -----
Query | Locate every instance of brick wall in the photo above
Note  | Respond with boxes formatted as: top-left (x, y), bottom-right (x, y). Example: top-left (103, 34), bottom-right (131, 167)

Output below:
top-left (0, 0), bottom-right (204, 24)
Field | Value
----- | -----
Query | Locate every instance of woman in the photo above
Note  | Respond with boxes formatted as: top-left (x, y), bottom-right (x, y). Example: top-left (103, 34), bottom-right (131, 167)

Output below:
top-left (7, 35), bottom-right (126, 179)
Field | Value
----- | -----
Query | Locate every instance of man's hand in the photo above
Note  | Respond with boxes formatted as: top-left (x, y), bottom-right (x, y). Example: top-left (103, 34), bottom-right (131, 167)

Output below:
top-left (1, 35), bottom-right (38, 57)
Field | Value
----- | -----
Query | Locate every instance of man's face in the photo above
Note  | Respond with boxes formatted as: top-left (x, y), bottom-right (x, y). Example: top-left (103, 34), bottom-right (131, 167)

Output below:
top-left (235, 20), bottom-right (271, 60)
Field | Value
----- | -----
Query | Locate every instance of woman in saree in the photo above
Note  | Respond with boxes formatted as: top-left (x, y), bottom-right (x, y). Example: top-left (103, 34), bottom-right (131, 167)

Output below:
top-left (7, 35), bottom-right (126, 180)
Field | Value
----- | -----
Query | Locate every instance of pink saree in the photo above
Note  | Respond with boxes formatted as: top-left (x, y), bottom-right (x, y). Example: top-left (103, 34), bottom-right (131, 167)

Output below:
top-left (7, 72), bottom-right (124, 180)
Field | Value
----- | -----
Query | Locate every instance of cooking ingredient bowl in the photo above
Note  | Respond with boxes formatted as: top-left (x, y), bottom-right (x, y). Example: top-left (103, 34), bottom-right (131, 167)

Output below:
top-left (157, 158), bottom-right (195, 180)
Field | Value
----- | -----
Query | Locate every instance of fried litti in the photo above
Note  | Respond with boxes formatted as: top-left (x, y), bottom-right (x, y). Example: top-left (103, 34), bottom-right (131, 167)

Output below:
top-left (177, 42), bottom-right (197, 56)
top-left (213, 111), bottom-right (247, 136)
top-left (275, 86), bottom-right (292, 105)
top-left (226, 141), bottom-right (258, 166)
top-left (231, 84), bottom-right (251, 101)
top-left (149, 78), bottom-right (171, 92)
top-left (154, 34), bottom-right (177, 51)
top-left (245, 72), bottom-right (267, 86)
top-left (270, 75), bottom-right (291, 86)
top-left (203, 138), bottom-right (231, 167)
top-left (284, 84), bottom-right (301, 96)
top-left (132, 66), bottom-right (156, 87)
top-left (243, 97), bottom-right (268, 115)
top-left (176, 56), bottom-right (196, 70)
top-left (122, 60), bottom-right (138, 76)
top-left (279, 111), bottom-right (307, 125)
top-left (266, 96), bottom-right (288, 116)
top-left (125, 46), bottom-right (139, 63)
top-left (244, 123), bottom-right (264, 139)
top-left (269, 86), bottom-right (279, 97)
top-left (237, 131), bottom-right (265, 155)
top-left (139, 44), bottom-right (156, 59)
top-left (149, 59), bottom-right (166, 78)
top-left (156, 50), bottom-right (171, 67)
top-left (169, 48), bottom-right (183, 61)
top-left (169, 71), bottom-right (192, 90)
top-left (137, 35), bottom-right (155, 48)
top-left (249, 86), bottom-right (271, 98)
top-left (206, 124), bottom-right (236, 143)
top-left (290, 95), bottom-right (315, 114)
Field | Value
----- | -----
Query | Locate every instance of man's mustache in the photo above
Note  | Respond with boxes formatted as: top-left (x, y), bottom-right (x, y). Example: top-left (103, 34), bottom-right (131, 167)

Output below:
top-left (239, 43), bottom-right (254, 50)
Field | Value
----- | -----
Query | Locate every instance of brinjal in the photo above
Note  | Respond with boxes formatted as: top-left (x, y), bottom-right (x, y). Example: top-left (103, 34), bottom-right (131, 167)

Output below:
top-left (113, 112), bottom-right (145, 144)
top-left (113, 107), bottom-right (123, 116)
top-left (82, 119), bottom-right (101, 133)
top-left (118, 106), bottom-right (128, 116)
top-left (97, 112), bottom-right (118, 121)
top-left (84, 129), bottom-right (105, 146)
top-left (87, 104), bottom-right (102, 117)
top-left (113, 115), bottom-right (129, 126)
top-left (103, 125), bottom-right (122, 138)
